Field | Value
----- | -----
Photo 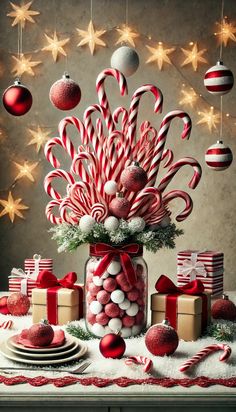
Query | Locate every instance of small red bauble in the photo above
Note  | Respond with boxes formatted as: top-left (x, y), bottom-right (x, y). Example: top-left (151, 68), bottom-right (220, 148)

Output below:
top-left (204, 61), bottom-right (234, 96)
top-left (7, 292), bottom-right (30, 316)
top-left (145, 320), bottom-right (179, 356)
top-left (211, 294), bottom-right (236, 321)
top-left (121, 161), bottom-right (147, 192)
top-left (99, 333), bottom-right (126, 358)
top-left (205, 140), bottom-right (233, 171)
top-left (2, 80), bottom-right (32, 116)
top-left (28, 320), bottom-right (54, 346)
top-left (0, 296), bottom-right (10, 315)
top-left (49, 73), bottom-right (81, 110)
top-left (109, 193), bottom-right (131, 218)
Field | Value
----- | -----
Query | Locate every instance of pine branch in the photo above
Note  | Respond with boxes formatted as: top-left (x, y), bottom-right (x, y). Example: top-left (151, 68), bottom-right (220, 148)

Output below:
top-left (66, 324), bottom-right (94, 340)
top-left (206, 321), bottom-right (236, 342)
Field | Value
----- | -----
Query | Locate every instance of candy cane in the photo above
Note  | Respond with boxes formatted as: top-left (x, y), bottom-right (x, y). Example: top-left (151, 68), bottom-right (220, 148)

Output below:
top-left (113, 106), bottom-right (128, 134)
top-left (58, 116), bottom-right (87, 148)
top-left (44, 137), bottom-right (64, 168)
top-left (69, 183), bottom-right (91, 215)
top-left (59, 198), bottom-right (79, 224)
top-left (158, 157), bottom-right (202, 193)
top-left (179, 344), bottom-right (232, 373)
top-left (71, 151), bottom-right (98, 184)
top-left (91, 202), bottom-right (108, 222)
top-left (0, 320), bottom-right (13, 330)
top-left (125, 356), bottom-right (153, 373)
top-left (128, 187), bottom-right (162, 219)
top-left (96, 68), bottom-right (128, 133)
top-left (44, 170), bottom-right (75, 200)
top-left (161, 148), bottom-right (174, 168)
top-left (148, 110), bottom-right (192, 186)
top-left (162, 190), bottom-right (193, 221)
top-left (45, 200), bottom-right (62, 224)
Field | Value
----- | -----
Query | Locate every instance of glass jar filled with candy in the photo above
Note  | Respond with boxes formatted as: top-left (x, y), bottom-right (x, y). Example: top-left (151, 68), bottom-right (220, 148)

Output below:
top-left (85, 243), bottom-right (148, 338)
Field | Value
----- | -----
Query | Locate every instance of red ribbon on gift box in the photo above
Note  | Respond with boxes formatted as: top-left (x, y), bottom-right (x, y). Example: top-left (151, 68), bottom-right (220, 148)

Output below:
top-left (155, 274), bottom-right (208, 332)
top-left (90, 243), bottom-right (143, 286)
top-left (37, 270), bottom-right (83, 325)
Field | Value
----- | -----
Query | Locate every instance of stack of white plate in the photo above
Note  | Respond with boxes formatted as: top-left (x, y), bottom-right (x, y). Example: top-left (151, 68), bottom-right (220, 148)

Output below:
top-left (0, 334), bottom-right (87, 365)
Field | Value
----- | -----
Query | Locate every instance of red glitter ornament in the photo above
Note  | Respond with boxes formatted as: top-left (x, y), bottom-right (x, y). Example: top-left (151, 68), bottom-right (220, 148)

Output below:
top-left (0, 296), bottom-right (10, 315)
top-left (109, 193), bottom-right (131, 218)
top-left (211, 294), bottom-right (236, 321)
top-left (2, 80), bottom-right (32, 116)
top-left (7, 292), bottom-right (30, 316)
top-left (49, 73), bottom-right (81, 111)
top-left (145, 320), bottom-right (179, 356)
top-left (99, 333), bottom-right (126, 358)
top-left (121, 161), bottom-right (148, 192)
top-left (28, 320), bottom-right (54, 347)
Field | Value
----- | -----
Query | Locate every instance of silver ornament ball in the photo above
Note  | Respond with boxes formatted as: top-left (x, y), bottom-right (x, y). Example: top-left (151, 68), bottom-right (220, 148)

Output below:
top-left (111, 46), bottom-right (139, 77)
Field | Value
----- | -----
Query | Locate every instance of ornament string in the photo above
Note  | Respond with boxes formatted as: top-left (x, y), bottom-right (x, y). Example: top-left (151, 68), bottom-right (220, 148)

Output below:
top-left (91, 0), bottom-right (93, 21)
top-left (219, 0), bottom-right (224, 140)
top-left (125, 0), bottom-right (129, 26)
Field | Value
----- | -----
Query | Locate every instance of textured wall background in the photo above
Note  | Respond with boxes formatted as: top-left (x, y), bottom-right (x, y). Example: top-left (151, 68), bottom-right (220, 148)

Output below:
top-left (0, 0), bottom-right (236, 293)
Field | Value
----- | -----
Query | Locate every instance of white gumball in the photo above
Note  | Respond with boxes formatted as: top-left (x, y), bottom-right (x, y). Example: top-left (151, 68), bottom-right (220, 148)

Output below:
top-left (119, 298), bottom-right (131, 310)
top-left (121, 327), bottom-right (132, 338)
top-left (108, 317), bottom-right (122, 331)
top-left (101, 270), bottom-right (109, 279)
top-left (131, 324), bottom-right (142, 336)
top-left (126, 302), bottom-right (139, 316)
top-left (104, 216), bottom-right (119, 231)
top-left (107, 260), bottom-right (121, 275)
top-left (111, 46), bottom-right (139, 77)
top-left (79, 215), bottom-right (96, 233)
top-left (91, 323), bottom-right (105, 337)
top-left (128, 217), bottom-right (146, 233)
top-left (104, 180), bottom-right (118, 195)
top-left (160, 215), bottom-right (171, 227)
top-left (93, 276), bottom-right (103, 286)
top-left (90, 300), bottom-right (103, 315)
top-left (111, 289), bottom-right (125, 304)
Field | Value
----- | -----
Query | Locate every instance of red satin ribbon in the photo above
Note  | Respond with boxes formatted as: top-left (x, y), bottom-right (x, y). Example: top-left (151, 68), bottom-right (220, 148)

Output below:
top-left (37, 270), bottom-right (83, 325)
top-left (155, 275), bottom-right (208, 332)
top-left (90, 243), bottom-right (143, 286)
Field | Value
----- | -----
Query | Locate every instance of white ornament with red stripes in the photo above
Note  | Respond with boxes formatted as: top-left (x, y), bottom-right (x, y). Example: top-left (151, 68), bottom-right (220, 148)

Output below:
top-left (204, 61), bottom-right (234, 96)
top-left (205, 140), bottom-right (233, 171)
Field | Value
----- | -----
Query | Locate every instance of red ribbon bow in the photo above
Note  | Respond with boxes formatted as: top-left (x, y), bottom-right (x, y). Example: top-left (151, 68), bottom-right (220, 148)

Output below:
top-left (155, 274), bottom-right (205, 295)
top-left (37, 270), bottom-right (77, 289)
top-left (91, 243), bottom-right (143, 286)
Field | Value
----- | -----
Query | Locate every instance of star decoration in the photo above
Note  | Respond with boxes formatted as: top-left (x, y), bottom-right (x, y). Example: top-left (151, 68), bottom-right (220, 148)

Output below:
top-left (12, 54), bottom-right (41, 77)
top-left (116, 25), bottom-right (139, 47)
top-left (7, 1), bottom-right (40, 28)
top-left (76, 20), bottom-right (106, 55)
top-left (197, 107), bottom-right (220, 132)
top-left (42, 31), bottom-right (70, 62)
top-left (27, 126), bottom-right (51, 152)
top-left (0, 192), bottom-right (29, 223)
top-left (14, 161), bottom-right (39, 182)
top-left (146, 42), bottom-right (175, 70)
top-left (181, 42), bottom-right (207, 71)
top-left (179, 88), bottom-right (198, 108)
top-left (215, 18), bottom-right (236, 46)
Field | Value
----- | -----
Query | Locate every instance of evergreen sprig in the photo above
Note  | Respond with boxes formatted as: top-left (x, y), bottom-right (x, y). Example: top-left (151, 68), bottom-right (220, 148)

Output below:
top-left (206, 321), bottom-right (236, 342)
top-left (66, 324), bottom-right (94, 340)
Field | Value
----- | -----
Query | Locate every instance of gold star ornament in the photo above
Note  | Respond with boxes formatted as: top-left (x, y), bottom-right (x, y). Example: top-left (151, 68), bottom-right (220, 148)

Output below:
top-left (197, 107), bottom-right (220, 132)
top-left (0, 192), bottom-right (29, 223)
top-left (28, 126), bottom-right (51, 152)
top-left (215, 18), bottom-right (236, 46)
top-left (7, 1), bottom-right (39, 28)
top-left (181, 42), bottom-right (207, 71)
top-left (179, 88), bottom-right (198, 108)
top-left (146, 42), bottom-right (175, 70)
top-left (76, 20), bottom-right (106, 55)
top-left (116, 25), bottom-right (139, 47)
top-left (14, 161), bottom-right (38, 182)
top-left (12, 54), bottom-right (41, 77)
top-left (42, 31), bottom-right (70, 62)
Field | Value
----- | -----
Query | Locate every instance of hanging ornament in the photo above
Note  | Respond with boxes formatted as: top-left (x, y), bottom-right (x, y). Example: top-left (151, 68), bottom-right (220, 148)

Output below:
top-left (211, 294), bottom-right (236, 321)
top-left (2, 79), bottom-right (32, 116)
top-left (49, 73), bottom-right (81, 111)
top-left (28, 320), bottom-right (54, 346)
top-left (204, 61), bottom-right (234, 95)
top-left (99, 333), bottom-right (126, 358)
top-left (121, 161), bottom-right (148, 192)
top-left (205, 140), bottom-right (233, 171)
top-left (104, 180), bottom-right (118, 195)
top-left (7, 292), bottom-right (30, 316)
top-left (111, 46), bottom-right (139, 77)
top-left (145, 319), bottom-right (179, 356)
top-left (109, 193), bottom-right (131, 218)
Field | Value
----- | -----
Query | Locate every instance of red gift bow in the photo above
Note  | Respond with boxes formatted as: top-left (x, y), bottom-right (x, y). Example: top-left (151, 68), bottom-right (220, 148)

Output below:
top-left (91, 243), bottom-right (143, 286)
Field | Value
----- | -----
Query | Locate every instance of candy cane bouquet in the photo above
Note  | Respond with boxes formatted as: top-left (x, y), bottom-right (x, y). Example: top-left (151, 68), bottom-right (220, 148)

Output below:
top-left (45, 68), bottom-right (202, 337)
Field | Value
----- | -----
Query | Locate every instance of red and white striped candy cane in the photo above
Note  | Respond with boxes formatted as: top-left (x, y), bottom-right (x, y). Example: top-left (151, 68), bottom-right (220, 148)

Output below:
top-left (0, 320), bottom-right (13, 330)
top-left (107, 131), bottom-right (125, 178)
top-left (96, 68), bottom-right (128, 133)
top-left (148, 110), bottom-right (192, 186)
top-left (161, 148), bottom-right (174, 168)
top-left (146, 205), bottom-right (171, 225)
top-left (125, 356), bottom-right (153, 373)
top-left (59, 197), bottom-right (79, 224)
top-left (58, 115), bottom-right (87, 147)
top-left (83, 104), bottom-right (104, 149)
top-left (157, 157), bottom-right (202, 193)
top-left (45, 199), bottom-right (63, 224)
top-left (44, 137), bottom-right (64, 168)
top-left (69, 183), bottom-right (91, 215)
top-left (91, 202), bottom-right (108, 222)
top-left (113, 106), bottom-right (128, 134)
top-left (44, 169), bottom-right (75, 200)
top-left (179, 344), bottom-right (232, 373)
top-left (128, 187), bottom-right (162, 219)
top-left (162, 190), bottom-right (193, 221)
top-left (71, 151), bottom-right (98, 184)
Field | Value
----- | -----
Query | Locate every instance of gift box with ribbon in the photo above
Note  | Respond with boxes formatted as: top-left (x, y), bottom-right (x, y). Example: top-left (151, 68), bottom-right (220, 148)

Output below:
top-left (8, 268), bottom-right (37, 298)
top-left (151, 275), bottom-right (211, 341)
top-left (24, 254), bottom-right (53, 276)
top-left (32, 270), bottom-right (83, 325)
top-left (177, 250), bottom-right (224, 297)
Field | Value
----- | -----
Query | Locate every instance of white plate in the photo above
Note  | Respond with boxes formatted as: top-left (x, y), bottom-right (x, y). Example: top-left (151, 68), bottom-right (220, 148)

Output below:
top-left (9, 334), bottom-right (74, 353)
top-left (6, 339), bottom-right (80, 359)
top-left (0, 340), bottom-right (87, 365)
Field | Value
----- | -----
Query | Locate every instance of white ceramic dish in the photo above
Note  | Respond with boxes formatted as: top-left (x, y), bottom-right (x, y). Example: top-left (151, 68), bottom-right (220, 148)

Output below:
top-left (6, 338), bottom-right (80, 359)
top-left (9, 334), bottom-right (74, 353)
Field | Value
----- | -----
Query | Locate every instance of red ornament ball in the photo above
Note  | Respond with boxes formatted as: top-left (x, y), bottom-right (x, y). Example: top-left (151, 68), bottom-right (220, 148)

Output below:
top-left (204, 61), bottom-right (234, 96)
top-left (7, 292), bottom-right (30, 316)
top-left (145, 321), bottom-right (179, 356)
top-left (99, 333), bottom-right (126, 358)
top-left (0, 295), bottom-right (10, 315)
top-left (205, 140), bottom-right (233, 171)
top-left (2, 80), bottom-right (32, 116)
top-left (49, 73), bottom-right (81, 110)
top-left (121, 162), bottom-right (147, 192)
top-left (28, 320), bottom-right (54, 346)
top-left (211, 295), bottom-right (236, 321)
top-left (109, 194), bottom-right (131, 218)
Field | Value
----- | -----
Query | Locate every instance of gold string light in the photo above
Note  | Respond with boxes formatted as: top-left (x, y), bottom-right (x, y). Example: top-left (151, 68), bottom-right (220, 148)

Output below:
top-left (181, 42), bottom-right (207, 71)
top-left (215, 18), bottom-right (236, 46)
top-left (116, 25), bottom-right (139, 47)
top-left (76, 20), bottom-right (106, 55)
top-left (7, 1), bottom-right (40, 28)
top-left (197, 107), bottom-right (221, 132)
top-left (179, 87), bottom-right (198, 108)
top-left (146, 42), bottom-right (175, 70)
top-left (27, 126), bottom-right (51, 152)
top-left (42, 31), bottom-right (70, 62)
top-left (12, 54), bottom-right (42, 77)
top-left (14, 161), bottom-right (39, 182)
top-left (0, 192), bottom-right (29, 223)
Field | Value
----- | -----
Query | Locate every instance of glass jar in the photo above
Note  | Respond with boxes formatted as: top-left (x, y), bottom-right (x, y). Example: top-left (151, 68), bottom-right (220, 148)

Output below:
top-left (85, 243), bottom-right (148, 338)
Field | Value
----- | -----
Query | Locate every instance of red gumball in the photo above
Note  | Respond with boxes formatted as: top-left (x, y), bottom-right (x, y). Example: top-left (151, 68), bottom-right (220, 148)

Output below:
top-left (121, 162), bottom-right (147, 192)
top-left (87, 310), bottom-right (96, 325)
top-left (99, 333), bottom-right (126, 358)
top-left (7, 292), bottom-right (30, 316)
top-left (2, 80), bottom-right (32, 116)
top-left (109, 193), bottom-right (130, 219)
top-left (0, 296), bottom-right (10, 315)
top-left (49, 73), bottom-right (81, 111)
top-left (136, 310), bottom-right (145, 324)
top-left (104, 302), bottom-right (120, 318)
top-left (97, 290), bottom-right (111, 305)
top-left (145, 320), bottom-right (179, 356)
top-left (96, 312), bottom-right (109, 326)
top-left (88, 283), bottom-right (102, 296)
top-left (127, 288), bottom-right (139, 302)
top-left (122, 315), bottom-right (135, 327)
top-left (103, 277), bottom-right (117, 292)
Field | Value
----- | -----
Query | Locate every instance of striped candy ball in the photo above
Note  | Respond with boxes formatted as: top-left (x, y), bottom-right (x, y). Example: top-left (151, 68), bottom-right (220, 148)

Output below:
top-left (205, 141), bottom-right (233, 171)
top-left (204, 61), bottom-right (234, 95)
